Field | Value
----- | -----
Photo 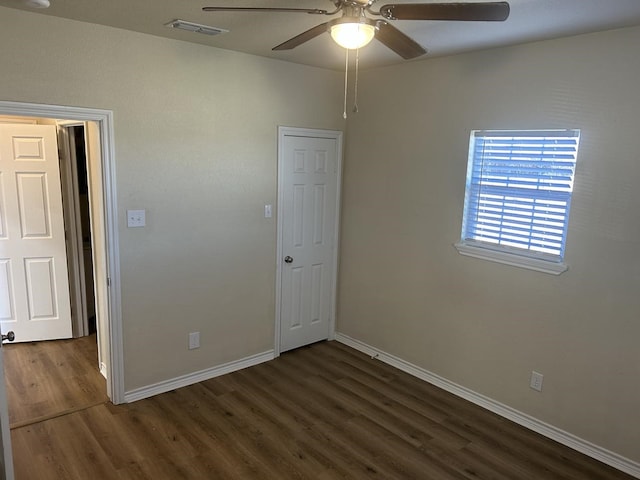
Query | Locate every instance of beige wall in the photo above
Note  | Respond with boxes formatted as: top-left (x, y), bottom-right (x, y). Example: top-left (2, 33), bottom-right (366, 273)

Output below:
top-left (339, 26), bottom-right (640, 463)
top-left (2, 2), bottom-right (638, 467)
top-left (0, 7), bottom-right (344, 390)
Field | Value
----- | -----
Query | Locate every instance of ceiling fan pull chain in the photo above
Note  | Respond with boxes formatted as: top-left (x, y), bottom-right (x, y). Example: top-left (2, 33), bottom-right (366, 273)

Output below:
top-left (343, 48), bottom-right (349, 119)
top-left (353, 47), bottom-right (360, 113)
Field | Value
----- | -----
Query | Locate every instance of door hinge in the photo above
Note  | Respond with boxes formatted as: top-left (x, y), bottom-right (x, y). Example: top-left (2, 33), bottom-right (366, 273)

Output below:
top-left (107, 277), bottom-right (111, 287)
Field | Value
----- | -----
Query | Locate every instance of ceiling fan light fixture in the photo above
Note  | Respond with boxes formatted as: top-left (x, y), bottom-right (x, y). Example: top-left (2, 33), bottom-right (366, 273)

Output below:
top-left (329, 18), bottom-right (376, 50)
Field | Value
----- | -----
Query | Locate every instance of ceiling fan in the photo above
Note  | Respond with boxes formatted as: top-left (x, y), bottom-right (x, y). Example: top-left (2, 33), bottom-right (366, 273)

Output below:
top-left (203, 1), bottom-right (510, 60)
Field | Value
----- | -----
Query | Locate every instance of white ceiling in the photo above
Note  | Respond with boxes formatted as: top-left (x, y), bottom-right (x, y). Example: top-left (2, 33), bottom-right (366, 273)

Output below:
top-left (3, 0), bottom-right (640, 70)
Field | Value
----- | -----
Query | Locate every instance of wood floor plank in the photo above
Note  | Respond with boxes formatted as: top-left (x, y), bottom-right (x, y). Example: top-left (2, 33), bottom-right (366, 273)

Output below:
top-left (8, 339), bottom-right (636, 480)
top-left (159, 386), bottom-right (279, 480)
top-left (76, 403), bottom-right (147, 470)
top-left (4, 334), bottom-right (107, 427)
top-left (230, 370), bottom-right (394, 478)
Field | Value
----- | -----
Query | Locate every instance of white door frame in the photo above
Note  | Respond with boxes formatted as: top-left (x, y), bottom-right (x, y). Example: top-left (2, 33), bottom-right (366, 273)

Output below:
top-left (275, 126), bottom-right (343, 356)
top-left (0, 101), bottom-right (124, 404)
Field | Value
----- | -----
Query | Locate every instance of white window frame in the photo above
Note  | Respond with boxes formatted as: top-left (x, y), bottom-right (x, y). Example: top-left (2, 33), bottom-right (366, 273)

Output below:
top-left (455, 129), bottom-right (580, 275)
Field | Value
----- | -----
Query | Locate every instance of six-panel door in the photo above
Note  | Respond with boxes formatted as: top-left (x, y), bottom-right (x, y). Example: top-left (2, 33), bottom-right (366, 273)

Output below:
top-left (0, 124), bottom-right (73, 342)
top-left (280, 134), bottom-right (339, 352)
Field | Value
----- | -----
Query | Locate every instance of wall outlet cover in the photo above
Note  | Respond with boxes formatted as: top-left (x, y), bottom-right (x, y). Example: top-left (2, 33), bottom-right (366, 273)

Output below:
top-left (127, 209), bottom-right (146, 228)
top-left (188, 331), bottom-right (200, 350)
top-left (530, 371), bottom-right (544, 392)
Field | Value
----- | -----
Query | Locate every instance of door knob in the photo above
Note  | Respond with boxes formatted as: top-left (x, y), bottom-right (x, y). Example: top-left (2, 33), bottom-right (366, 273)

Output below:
top-left (2, 331), bottom-right (15, 342)
top-left (284, 256), bottom-right (293, 263)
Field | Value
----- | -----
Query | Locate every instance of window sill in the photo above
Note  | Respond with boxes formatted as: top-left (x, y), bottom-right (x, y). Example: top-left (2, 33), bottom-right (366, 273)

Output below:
top-left (454, 242), bottom-right (568, 275)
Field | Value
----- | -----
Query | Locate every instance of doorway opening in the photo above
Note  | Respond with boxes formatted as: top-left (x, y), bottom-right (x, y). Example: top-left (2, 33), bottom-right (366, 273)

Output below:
top-left (0, 101), bottom-right (123, 406)
top-left (70, 126), bottom-right (96, 335)
top-left (0, 116), bottom-right (107, 430)
top-left (60, 124), bottom-right (97, 337)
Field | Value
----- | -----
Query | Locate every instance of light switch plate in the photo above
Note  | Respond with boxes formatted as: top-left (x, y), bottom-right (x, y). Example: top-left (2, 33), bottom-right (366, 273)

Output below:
top-left (264, 204), bottom-right (273, 218)
top-left (127, 209), bottom-right (146, 228)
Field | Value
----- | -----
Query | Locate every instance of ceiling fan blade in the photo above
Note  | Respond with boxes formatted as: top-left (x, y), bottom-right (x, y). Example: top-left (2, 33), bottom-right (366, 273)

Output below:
top-left (375, 21), bottom-right (427, 59)
top-left (379, 2), bottom-right (510, 21)
top-left (272, 21), bottom-right (331, 51)
top-left (203, 6), bottom-right (329, 15)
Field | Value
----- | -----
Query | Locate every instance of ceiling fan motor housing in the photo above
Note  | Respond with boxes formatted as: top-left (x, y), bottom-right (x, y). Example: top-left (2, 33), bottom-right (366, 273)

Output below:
top-left (204, 1), bottom-right (510, 59)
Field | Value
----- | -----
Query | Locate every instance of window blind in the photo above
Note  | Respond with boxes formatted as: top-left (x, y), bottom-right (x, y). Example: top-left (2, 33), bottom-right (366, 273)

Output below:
top-left (462, 130), bottom-right (580, 260)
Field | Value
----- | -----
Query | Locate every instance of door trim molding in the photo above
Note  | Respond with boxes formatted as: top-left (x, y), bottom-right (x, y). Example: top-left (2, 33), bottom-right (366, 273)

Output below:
top-left (275, 126), bottom-right (343, 356)
top-left (0, 101), bottom-right (124, 404)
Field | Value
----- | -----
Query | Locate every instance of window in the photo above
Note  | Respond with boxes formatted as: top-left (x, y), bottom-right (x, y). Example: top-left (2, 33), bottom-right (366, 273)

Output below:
top-left (455, 129), bottom-right (580, 274)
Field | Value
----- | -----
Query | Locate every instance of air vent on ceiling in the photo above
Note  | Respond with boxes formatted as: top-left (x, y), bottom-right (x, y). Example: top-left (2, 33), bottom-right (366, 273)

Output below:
top-left (165, 19), bottom-right (228, 36)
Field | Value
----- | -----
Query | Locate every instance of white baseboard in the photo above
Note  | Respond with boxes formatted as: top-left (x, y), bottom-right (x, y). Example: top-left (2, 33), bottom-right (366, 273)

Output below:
top-left (334, 332), bottom-right (640, 479)
top-left (99, 362), bottom-right (108, 379)
top-left (123, 350), bottom-right (275, 403)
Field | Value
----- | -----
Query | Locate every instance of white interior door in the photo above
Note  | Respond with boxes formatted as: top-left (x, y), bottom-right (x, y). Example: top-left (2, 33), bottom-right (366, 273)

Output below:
top-left (0, 339), bottom-right (14, 480)
top-left (0, 124), bottom-right (73, 342)
top-left (278, 128), bottom-right (342, 352)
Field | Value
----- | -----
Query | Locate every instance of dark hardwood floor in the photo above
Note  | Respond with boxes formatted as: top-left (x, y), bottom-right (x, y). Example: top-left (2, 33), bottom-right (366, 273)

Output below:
top-left (5, 338), bottom-right (634, 479)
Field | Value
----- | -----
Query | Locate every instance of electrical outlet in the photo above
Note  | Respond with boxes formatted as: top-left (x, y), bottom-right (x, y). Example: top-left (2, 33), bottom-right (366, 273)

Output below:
top-left (188, 332), bottom-right (200, 350)
top-left (530, 371), bottom-right (544, 392)
top-left (127, 209), bottom-right (146, 228)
